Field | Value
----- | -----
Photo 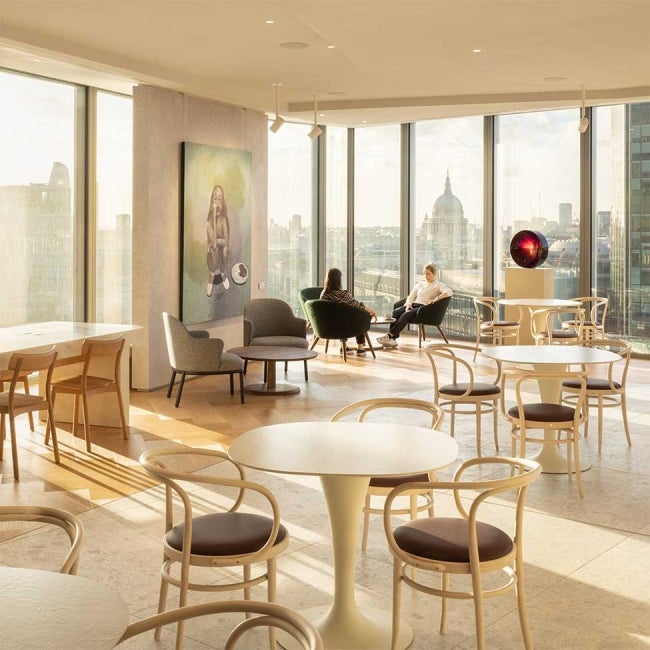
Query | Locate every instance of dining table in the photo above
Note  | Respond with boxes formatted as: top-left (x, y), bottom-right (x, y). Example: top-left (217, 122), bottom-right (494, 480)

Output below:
top-left (228, 421), bottom-right (459, 650)
top-left (0, 566), bottom-right (130, 648)
top-left (482, 344), bottom-right (620, 472)
top-left (497, 298), bottom-right (581, 344)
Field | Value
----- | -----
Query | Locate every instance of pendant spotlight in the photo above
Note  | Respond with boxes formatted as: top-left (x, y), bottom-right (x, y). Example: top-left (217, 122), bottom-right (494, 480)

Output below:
top-left (269, 83), bottom-right (285, 133)
top-left (578, 85), bottom-right (589, 133)
top-left (308, 95), bottom-right (323, 140)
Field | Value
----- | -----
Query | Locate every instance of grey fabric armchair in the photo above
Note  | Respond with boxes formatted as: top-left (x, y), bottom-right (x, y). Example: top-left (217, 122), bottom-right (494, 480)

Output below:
top-left (243, 298), bottom-right (309, 379)
top-left (162, 312), bottom-right (244, 407)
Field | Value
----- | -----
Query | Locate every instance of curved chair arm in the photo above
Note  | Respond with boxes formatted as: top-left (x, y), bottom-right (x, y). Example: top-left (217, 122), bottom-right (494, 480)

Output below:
top-left (331, 397), bottom-right (444, 429)
top-left (413, 295), bottom-right (452, 325)
top-left (118, 600), bottom-right (323, 649)
top-left (175, 336), bottom-right (225, 372)
top-left (189, 330), bottom-right (210, 339)
top-left (140, 448), bottom-right (284, 562)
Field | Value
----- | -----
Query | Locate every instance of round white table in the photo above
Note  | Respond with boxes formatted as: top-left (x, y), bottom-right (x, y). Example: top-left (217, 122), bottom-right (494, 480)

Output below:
top-left (228, 421), bottom-right (459, 650)
top-left (0, 566), bottom-right (130, 648)
top-left (497, 298), bottom-right (582, 344)
top-left (482, 345), bottom-right (619, 472)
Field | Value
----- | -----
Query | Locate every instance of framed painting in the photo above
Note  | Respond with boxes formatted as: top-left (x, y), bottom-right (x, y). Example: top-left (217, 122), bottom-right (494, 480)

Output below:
top-left (181, 142), bottom-right (252, 324)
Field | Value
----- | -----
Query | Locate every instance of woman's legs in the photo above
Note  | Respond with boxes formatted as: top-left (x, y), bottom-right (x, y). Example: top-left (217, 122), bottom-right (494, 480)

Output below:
top-left (390, 305), bottom-right (420, 339)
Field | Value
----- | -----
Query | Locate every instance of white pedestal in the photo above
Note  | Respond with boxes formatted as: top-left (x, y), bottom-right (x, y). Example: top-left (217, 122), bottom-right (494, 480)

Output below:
top-left (504, 268), bottom-right (555, 344)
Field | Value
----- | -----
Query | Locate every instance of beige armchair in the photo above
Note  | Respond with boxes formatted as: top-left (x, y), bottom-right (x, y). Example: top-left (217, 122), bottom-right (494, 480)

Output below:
top-left (162, 312), bottom-right (244, 407)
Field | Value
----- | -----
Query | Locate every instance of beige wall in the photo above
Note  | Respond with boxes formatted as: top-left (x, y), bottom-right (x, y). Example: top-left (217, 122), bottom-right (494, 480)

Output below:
top-left (131, 85), bottom-right (268, 390)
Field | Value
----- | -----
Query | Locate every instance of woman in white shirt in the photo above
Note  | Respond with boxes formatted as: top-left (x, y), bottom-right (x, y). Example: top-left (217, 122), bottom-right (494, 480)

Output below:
top-left (378, 262), bottom-right (452, 348)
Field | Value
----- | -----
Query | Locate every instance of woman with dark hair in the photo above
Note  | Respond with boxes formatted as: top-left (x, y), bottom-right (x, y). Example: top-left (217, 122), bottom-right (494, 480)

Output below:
top-left (378, 262), bottom-right (452, 348)
top-left (321, 268), bottom-right (377, 355)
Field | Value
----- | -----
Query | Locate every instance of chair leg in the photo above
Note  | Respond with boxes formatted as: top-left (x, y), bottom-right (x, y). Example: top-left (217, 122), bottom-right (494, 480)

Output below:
top-left (116, 387), bottom-right (129, 441)
top-left (267, 558), bottom-right (278, 649)
top-left (154, 569), bottom-right (169, 640)
top-left (9, 416), bottom-right (20, 481)
top-left (418, 324), bottom-right (424, 349)
top-left (440, 572), bottom-right (450, 633)
top-left (391, 558), bottom-right (402, 650)
top-left (23, 378), bottom-right (34, 432)
top-left (264, 362), bottom-right (268, 383)
top-left (471, 566), bottom-right (486, 650)
top-left (310, 336), bottom-right (320, 351)
top-left (364, 332), bottom-right (376, 358)
top-left (175, 373), bottom-right (186, 408)
top-left (324, 339), bottom-right (330, 353)
top-left (597, 396), bottom-right (603, 454)
top-left (573, 427), bottom-right (584, 497)
top-left (244, 564), bottom-right (251, 602)
top-left (73, 394), bottom-right (80, 437)
top-left (81, 391), bottom-right (92, 453)
top-left (475, 404), bottom-right (482, 457)
top-left (166, 370), bottom-right (176, 399)
top-left (361, 493), bottom-right (371, 551)
top-left (621, 395), bottom-right (632, 446)
top-left (243, 359), bottom-right (248, 375)
top-left (437, 325), bottom-right (449, 344)
top-left (229, 373), bottom-right (234, 395)
top-left (341, 340), bottom-right (347, 362)
top-left (284, 361), bottom-right (288, 373)
top-left (303, 360), bottom-right (308, 381)
top-left (492, 400), bottom-right (499, 451)
top-left (515, 554), bottom-right (534, 649)
top-left (0, 413), bottom-right (5, 460)
top-left (47, 402), bottom-right (60, 464)
top-left (238, 372), bottom-right (245, 404)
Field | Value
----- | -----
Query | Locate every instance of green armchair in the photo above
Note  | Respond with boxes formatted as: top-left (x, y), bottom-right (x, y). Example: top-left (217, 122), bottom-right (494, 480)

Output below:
top-left (304, 299), bottom-right (375, 361)
top-left (392, 295), bottom-right (451, 348)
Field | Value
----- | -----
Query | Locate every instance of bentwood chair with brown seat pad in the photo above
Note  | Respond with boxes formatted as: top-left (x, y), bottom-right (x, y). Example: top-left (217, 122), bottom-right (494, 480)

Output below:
top-left (425, 343), bottom-right (501, 456)
top-left (562, 296), bottom-right (608, 340)
top-left (118, 600), bottom-right (323, 649)
top-left (384, 456), bottom-right (541, 650)
top-left (473, 297), bottom-right (521, 361)
top-left (47, 336), bottom-right (128, 453)
top-left (0, 505), bottom-right (84, 574)
top-left (330, 398), bottom-right (444, 551)
top-left (0, 347), bottom-right (59, 481)
top-left (561, 339), bottom-right (631, 454)
top-left (502, 369), bottom-right (587, 496)
top-left (139, 447), bottom-right (290, 650)
top-left (531, 306), bottom-right (585, 344)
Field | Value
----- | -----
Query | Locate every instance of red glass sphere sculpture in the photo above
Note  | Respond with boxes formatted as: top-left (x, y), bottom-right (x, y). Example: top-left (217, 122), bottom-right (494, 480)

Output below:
top-left (509, 230), bottom-right (549, 268)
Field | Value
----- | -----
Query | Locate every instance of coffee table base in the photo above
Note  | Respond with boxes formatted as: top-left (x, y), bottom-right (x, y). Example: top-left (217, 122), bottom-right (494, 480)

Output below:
top-left (245, 382), bottom-right (301, 396)
top-left (278, 605), bottom-right (413, 650)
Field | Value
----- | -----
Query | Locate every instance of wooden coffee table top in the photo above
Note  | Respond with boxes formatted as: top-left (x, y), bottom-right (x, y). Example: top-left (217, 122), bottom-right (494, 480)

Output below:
top-left (228, 345), bottom-right (318, 362)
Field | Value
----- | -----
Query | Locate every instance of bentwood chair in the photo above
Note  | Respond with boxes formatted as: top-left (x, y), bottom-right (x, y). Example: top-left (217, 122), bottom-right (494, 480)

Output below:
top-left (384, 456), bottom-right (541, 650)
top-left (562, 339), bottom-right (631, 454)
top-left (163, 312), bottom-right (244, 407)
top-left (0, 505), bottom-right (84, 574)
top-left (503, 369), bottom-right (587, 496)
top-left (47, 336), bottom-right (128, 453)
top-left (531, 306), bottom-right (585, 344)
top-left (472, 297), bottom-right (521, 361)
top-left (139, 447), bottom-right (290, 649)
top-left (0, 347), bottom-right (59, 481)
top-left (425, 343), bottom-right (501, 456)
top-left (563, 296), bottom-right (608, 340)
top-left (330, 398), bottom-right (444, 551)
top-left (118, 600), bottom-right (323, 649)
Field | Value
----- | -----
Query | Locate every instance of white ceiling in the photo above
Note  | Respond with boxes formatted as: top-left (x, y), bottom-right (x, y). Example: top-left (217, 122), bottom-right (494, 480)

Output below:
top-left (1, 0), bottom-right (650, 126)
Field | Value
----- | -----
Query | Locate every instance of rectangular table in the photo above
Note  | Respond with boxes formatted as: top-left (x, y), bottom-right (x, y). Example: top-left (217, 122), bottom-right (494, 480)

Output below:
top-left (0, 321), bottom-right (141, 427)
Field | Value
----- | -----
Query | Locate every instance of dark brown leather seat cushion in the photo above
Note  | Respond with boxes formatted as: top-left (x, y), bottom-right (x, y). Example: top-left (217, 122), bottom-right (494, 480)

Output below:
top-left (393, 516), bottom-right (512, 562)
top-left (563, 378), bottom-right (621, 390)
top-left (507, 403), bottom-right (576, 422)
top-left (440, 383), bottom-right (500, 397)
top-left (166, 512), bottom-right (288, 556)
top-left (369, 472), bottom-right (429, 488)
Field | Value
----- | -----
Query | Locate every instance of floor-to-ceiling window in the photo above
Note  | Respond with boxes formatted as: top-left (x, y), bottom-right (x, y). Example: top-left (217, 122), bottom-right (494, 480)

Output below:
top-left (325, 126), bottom-right (348, 280)
top-left (0, 70), bottom-right (79, 327)
top-left (268, 122), bottom-right (315, 314)
top-left (95, 91), bottom-right (133, 324)
top-left (412, 116), bottom-right (484, 336)
top-left (593, 103), bottom-right (650, 351)
top-left (353, 125), bottom-right (401, 316)
top-left (494, 109), bottom-right (581, 298)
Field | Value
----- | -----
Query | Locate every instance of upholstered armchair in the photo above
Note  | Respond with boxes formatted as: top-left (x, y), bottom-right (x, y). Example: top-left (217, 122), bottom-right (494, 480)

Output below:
top-left (392, 295), bottom-right (451, 348)
top-left (162, 312), bottom-right (244, 407)
top-left (298, 287), bottom-right (324, 328)
top-left (242, 298), bottom-right (309, 377)
top-left (304, 299), bottom-right (375, 361)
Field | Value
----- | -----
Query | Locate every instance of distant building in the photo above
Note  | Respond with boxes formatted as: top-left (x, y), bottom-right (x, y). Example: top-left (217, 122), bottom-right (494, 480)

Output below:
top-left (558, 202), bottom-right (573, 232)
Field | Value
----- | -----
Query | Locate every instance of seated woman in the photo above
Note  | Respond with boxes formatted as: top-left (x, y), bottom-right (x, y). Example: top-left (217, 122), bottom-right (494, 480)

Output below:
top-left (378, 262), bottom-right (452, 348)
top-left (320, 268), bottom-right (377, 355)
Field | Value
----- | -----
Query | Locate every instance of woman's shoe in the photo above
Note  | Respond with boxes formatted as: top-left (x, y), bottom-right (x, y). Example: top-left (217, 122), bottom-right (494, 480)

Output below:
top-left (356, 348), bottom-right (367, 355)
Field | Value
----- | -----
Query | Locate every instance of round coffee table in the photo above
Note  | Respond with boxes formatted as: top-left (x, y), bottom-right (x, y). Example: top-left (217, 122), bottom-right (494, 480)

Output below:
top-left (228, 346), bottom-right (318, 395)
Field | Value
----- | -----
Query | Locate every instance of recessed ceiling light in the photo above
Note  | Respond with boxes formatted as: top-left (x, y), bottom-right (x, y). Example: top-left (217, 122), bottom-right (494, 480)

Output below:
top-left (472, 48), bottom-right (482, 53)
top-left (327, 44), bottom-right (335, 49)
top-left (542, 76), bottom-right (568, 82)
top-left (361, 120), bottom-right (367, 124)
top-left (319, 113), bottom-right (325, 117)
top-left (280, 41), bottom-right (310, 49)
top-left (265, 20), bottom-right (274, 24)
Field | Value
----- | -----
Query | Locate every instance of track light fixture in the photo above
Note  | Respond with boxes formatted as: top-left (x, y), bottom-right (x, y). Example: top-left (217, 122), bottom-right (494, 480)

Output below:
top-left (308, 95), bottom-right (323, 140)
top-left (269, 83), bottom-right (285, 133)
top-left (578, 85), bottom-right (589, 133)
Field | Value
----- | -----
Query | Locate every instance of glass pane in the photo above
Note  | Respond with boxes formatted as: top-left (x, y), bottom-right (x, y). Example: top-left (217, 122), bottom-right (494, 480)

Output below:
top-left (593, 103), bottom-right (650, 350)
top-left (96, 91), bottom-right (133, 323)
top-left (412, 116), bottom-right (484, 338)
top-left (325, 126), bottom-right (348, 279)
top-left (495, 109), bottom-right (581, 298)
top-left (0, 71), bottom-right (76, 327)
top-left (353, 125), bottom-right (401, 316)
top-left (268, 122), bottom-right (315, 315)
